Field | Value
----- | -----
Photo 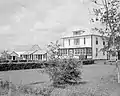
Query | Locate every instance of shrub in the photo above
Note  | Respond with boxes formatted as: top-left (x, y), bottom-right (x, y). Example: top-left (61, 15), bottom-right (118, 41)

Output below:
top-left (0, 80), bottom-right (9, 90)
top-left (19, 84), bottom-right (54, 96)
top-left (43, 58), bottom-right (83, 86)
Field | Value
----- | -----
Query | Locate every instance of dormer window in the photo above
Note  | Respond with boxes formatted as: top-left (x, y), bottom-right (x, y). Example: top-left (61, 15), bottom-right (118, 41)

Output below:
top-left (73, 31), bottom-right (79, 35)
top-left (73, 30), bottom-right (85, 36)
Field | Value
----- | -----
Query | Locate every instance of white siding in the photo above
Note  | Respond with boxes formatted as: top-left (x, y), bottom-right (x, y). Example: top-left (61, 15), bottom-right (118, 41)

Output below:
top-left (80, 36), bottom-right (91, 47)
top-left (92, 35), bottom-right (107, 60)
top-left (61, 35), bottom-right (92, 48)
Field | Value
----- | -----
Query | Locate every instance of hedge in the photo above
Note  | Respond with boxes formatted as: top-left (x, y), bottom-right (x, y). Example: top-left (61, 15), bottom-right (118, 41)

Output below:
top-left (0, 59), bottom-right (94, 71)
top-left (0, 62), bottom-right (46, 71)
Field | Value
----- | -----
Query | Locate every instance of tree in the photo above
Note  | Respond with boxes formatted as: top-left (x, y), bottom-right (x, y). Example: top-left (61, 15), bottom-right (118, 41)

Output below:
top-left (1, 50), bottom-right (11, 60)
top-left (91, 0), bottom-right (120, 83)
top-left (43, 41), bottom-right (82, 86)
top-left (47, 40), bottom-right (61, 60)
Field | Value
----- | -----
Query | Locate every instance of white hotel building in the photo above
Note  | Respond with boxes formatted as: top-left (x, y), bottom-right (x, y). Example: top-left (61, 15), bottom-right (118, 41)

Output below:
top-left (59, 28), bottom-right (108, 60)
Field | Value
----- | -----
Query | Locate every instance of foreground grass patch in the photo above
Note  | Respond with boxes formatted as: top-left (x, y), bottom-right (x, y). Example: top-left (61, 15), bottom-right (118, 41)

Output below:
top-left (0, 65), bottom-right (119, 96)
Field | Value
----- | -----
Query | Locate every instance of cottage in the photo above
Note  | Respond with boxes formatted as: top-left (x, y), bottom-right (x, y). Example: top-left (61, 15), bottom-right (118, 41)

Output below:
top-left (20, 50), bottom-right (47, 61)
top-left (32, 50), bottom-right (47, 61)
top-left (10, 51), bottom-right (19, 60)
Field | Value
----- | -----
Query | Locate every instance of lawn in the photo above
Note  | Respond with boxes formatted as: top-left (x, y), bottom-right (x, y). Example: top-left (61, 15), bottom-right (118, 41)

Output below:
top-left (0, 62), bottom-right (120, 96)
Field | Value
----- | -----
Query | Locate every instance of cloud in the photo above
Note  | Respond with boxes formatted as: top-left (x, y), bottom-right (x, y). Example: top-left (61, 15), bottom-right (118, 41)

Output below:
top-left (0, 25), bottom-right (11, 32)
top-left (31, 0), bottom-right (91, 32)
top-left (0, 0), bottom-right (93, 51)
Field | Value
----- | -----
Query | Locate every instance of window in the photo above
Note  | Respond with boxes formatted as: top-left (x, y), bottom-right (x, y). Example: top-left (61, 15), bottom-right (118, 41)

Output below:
top-left (84, 38), bottom-right (86, 44)
top-left (103, 51), bottom-right (105, 55)
top-left (74, 38), bottom-right (80, 45)
top-left (86, 48), bottom-right (92, 55)
top-left (81, 48), bottom-right (83, 55)
top-left (38, 55), bottom-right (42, 60)
top-left (40, 55), bottom-right (42, 60)
top-left (36, 55), bottom-right (38, 59)
top-left (43, 54), bottom-right (46, 58)
top-left (68, 49), bottom-right (74, 55)
top-left (24, 55), bottom-right (27, 59)
top-left (89, 48), bottom-right (92, 55)
top-left (80, 48), bottom-right (84, 55)
top-left (75, 48), bottom-right (80, 54)
top-left (62, 49), bottom-right (67, 55)
top-left (96, 37), bottom-right (98, 45)
top-left (68, 39), bottom-right (70, 46)
top-left (38, 55), bottom-right (40, 60)
top-left (75, 32), bottom-right (78, 35)
top-left (96, 48), bottom-right (98, 57)
top-left (73, 31), bottom-right (79, 35)
top-left (103, 41), bottom-right (105, 45)
top-left (83, 48), bottom-right (86, 55)
top-left (75, 49), bottom-right (77, 54)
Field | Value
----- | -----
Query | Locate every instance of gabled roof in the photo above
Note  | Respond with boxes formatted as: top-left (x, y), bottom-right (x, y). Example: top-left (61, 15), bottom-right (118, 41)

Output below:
top-left (8, 51), bottom-right (25, 56)
top-left (15, 51), bottom-right (25, 56)
top-left (10, 51), bottom-right (19, 56)
top-left (22, 50), bottom-right (36, 55)
top-left (33, 50), bottom-right (46, 55)
top-left (21, 45), bottom-right (41, 55)
top-left (30, 44), bottom-right (41, 51)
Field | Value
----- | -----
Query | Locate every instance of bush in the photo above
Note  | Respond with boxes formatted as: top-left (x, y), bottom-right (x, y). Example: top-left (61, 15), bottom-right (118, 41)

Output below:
top-left (19, 83), bottom-right (54, 96)
top-left (44, 58), bottom-right (83, 86)
top-left (0, 63), bottom-right (44, 71)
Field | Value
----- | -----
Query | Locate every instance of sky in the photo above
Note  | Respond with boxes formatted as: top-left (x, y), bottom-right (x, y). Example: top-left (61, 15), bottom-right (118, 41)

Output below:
top-left (0, 0), bottom-right (95, 51)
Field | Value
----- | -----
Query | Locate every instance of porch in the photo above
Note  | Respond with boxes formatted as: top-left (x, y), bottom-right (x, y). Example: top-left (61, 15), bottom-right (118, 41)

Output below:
top-left (59, 47), bottom-right (92, 59)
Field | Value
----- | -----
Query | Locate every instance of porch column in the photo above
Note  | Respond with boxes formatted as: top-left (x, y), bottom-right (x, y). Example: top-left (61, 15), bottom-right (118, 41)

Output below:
top-left (67, 49), bottom-right (69, 56)
top-left (36, 55), bottom-right (38, 60)
top-left (12, 56), bottom-right (13, 60)
top-left (84, 48), bottom-right (86, 55)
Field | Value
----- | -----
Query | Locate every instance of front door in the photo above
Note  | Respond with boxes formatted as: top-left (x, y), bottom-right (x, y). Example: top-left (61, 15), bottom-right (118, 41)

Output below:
top-left (68, 49), bottom-right (74, 57)
top-left (13, 56), bottom-right (16, 60)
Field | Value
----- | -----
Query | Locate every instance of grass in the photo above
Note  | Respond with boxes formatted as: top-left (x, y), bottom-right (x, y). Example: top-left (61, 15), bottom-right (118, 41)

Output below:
top-left (0, 62), bottom-right (120, 96)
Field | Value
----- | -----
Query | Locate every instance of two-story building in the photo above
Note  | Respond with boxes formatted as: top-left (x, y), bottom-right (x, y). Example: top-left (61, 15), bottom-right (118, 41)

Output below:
top-left (59, 28), bottom-right (108, 60)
